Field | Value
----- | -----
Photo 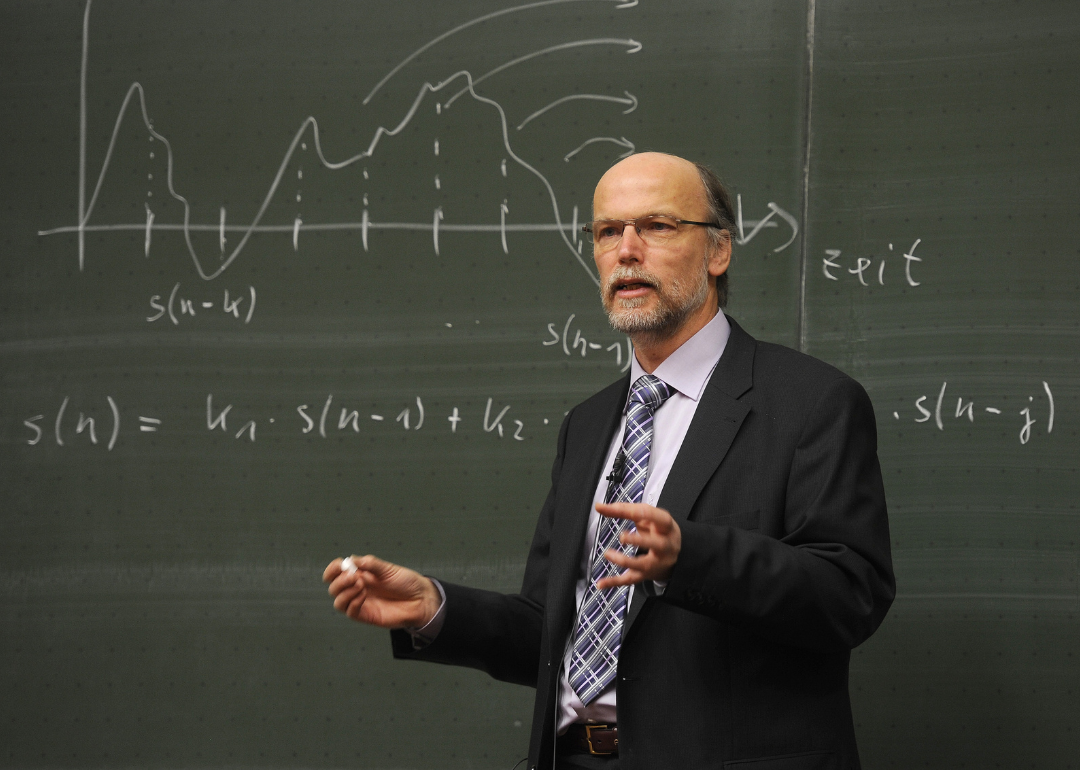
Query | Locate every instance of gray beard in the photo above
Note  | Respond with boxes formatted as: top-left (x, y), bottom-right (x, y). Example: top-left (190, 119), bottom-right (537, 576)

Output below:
top-left (601, 264), bottom-right (710, 344)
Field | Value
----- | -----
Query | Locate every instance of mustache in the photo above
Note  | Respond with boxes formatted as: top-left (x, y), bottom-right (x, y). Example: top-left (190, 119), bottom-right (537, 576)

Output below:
top-left (602, 266), bottom-right (661, 296)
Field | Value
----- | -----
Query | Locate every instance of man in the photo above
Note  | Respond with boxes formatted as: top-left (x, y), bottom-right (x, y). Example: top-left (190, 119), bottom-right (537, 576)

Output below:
top-left (324, 153), bottom-right (894, 769)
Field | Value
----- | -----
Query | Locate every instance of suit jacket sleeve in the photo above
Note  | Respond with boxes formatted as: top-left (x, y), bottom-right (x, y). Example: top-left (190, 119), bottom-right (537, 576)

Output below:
top-left (663, 372), bottom-right (895, 652)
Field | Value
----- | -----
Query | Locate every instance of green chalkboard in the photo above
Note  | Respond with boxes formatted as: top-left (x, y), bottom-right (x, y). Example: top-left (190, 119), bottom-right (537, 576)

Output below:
top-left (0, 1), bottom-right (1076, 768)
top-left (804, 2), bottom-right (1080, 766)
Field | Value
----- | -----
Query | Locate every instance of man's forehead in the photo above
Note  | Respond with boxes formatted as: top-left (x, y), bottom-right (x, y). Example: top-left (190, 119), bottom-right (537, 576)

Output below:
top-left (593, 153), bottom-right (705, 215)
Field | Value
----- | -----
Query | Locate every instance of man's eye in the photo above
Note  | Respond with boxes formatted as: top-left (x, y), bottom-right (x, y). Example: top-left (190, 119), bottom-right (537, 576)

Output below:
top-left (598, 225), bottom-right (621, 239)
top-left (644, 218), bottom-right (675, 232)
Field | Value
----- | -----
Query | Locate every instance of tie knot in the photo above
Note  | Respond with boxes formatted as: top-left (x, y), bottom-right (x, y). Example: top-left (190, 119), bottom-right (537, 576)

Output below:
top-left (629, 374), bottom-right (673, 413)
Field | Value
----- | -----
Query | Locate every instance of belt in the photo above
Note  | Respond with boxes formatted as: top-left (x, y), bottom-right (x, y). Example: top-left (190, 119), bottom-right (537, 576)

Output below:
top-left (560, 723), bottom-right (619, 756)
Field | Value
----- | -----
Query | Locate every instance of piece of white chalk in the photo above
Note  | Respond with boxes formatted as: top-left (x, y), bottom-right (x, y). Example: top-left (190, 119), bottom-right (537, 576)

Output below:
top-left (341, 556), bottom-right (358, 573)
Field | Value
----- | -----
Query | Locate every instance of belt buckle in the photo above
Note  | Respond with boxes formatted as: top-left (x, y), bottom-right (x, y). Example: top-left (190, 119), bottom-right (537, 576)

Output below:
top-left (584, 723), bottom-right (616, 756)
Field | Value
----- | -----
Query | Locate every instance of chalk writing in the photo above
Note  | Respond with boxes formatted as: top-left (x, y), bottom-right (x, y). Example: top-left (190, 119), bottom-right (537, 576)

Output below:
top-left (822, 239), bottom-right (923, 287)
top-left (517, 91), bottom-right (638, 130)
top-left (735, 195), bottom-right (798, 252)
top-left (563, 136), bottom-right (636, 162)
top-left (23, 392), bottom-right (537, 449)
top-left (147, 283), bottom-right (256, 325)
top-left (23, 395), bottom-right (124, 450)
top-left (39, 0), bottom-right (651, 290)
top-left (544, 313), bottom-right (632, 371)
top-left (207, 394), bottom-right (256, 441)
top-left (895, 380), bottom-right (1055, 445)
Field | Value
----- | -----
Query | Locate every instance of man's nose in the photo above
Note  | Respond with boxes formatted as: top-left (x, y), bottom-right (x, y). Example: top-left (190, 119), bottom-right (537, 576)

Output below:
top-left (617, 222), bottom-right (646, 260)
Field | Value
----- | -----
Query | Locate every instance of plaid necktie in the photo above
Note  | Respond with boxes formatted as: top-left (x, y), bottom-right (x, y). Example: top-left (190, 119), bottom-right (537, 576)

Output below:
top-left (567, 374), bottom-right (673, 706)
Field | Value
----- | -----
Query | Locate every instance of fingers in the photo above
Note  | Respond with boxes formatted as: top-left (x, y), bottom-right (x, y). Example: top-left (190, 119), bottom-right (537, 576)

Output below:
top-left (349, 554), bottom-right (397, 579)
top-left (325, 554), bottom-right (398, 597)
top-left (595, 567), bottom-right (644, 590)
top-left (617, 527), bottom-right (667, 553)
top-left (345, 589), bottom-right (371, 620)
top-left (594, 507), bottom-right (682, 586)
top-left (331, 572), bottom-right (381, 621)
top-left (324, 553), bottom-right (398, 584)
top-left (595, 502), bottom-right (674, 532)
top-left (327, 565), bottom-right (362, 596)
top-left (323, 558), bottom-right (344, 583)
top-left (603, 546), bottom-right (656, 573)
top-left (332, 577), bottom-right (366, 613)
top-left (593, 548), bottom-right (651, 589)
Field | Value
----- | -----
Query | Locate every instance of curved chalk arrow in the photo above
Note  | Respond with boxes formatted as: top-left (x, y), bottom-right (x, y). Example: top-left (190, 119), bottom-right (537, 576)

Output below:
top-left (443, 39), bottom-right (641, 108)
top-left (563, 136), bottom-right (636, 162)
top-left (517, 91), bottom-right (638, 130)
top-left (363, 0), bottom-right (638, 105)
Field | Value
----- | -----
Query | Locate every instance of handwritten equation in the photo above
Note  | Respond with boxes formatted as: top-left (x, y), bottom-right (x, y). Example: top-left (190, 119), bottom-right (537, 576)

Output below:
top-left (21, 393), bottom-right (542, 449)
top-left (544, 313), bottom-right (632, 371)
top-left (147, 283), bottom-right (256, 325)
top-left (822, 239), bottom-right (924, 287)
top-left (894, 381), bottom-right (1056, 444)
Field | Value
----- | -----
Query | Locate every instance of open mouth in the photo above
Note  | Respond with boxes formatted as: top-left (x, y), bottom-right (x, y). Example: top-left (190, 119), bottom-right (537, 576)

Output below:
top-left (613, 280), bottom-right (656, 298)
top-left (605, 267), bottom-right (660, 303)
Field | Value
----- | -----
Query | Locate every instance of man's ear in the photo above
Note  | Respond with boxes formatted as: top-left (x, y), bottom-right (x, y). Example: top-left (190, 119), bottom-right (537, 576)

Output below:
top-left (707, 231), bottom-right (732, 277)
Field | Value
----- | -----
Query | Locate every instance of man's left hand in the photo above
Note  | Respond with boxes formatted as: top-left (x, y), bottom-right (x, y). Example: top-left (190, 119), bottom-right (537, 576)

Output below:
top-left (594, 502), bottom-right (681, 589)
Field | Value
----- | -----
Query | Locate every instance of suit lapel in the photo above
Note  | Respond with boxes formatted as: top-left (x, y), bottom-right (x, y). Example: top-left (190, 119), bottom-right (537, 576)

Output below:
top-left (656, 316), bottom-right (754, 523)
top-left (625, 317), bottom-right (755, 630)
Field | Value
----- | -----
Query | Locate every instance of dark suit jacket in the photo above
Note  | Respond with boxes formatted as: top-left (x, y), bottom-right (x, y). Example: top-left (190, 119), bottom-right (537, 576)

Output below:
top-left (392, 316), bottom-right (895, 770)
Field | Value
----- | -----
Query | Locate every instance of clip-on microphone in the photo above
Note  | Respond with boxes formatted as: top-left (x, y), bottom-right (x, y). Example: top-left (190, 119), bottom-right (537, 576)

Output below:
top-left (606, 451), bottom-right (626, 485)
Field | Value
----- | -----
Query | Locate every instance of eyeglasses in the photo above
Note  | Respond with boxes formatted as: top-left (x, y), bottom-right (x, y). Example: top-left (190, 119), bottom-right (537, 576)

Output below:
top-left (583, 214), bottom-right (723, 251)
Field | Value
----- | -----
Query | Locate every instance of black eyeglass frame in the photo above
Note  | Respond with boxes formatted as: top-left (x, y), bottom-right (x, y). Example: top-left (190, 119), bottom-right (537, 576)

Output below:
top-left (581, 215), bottom-right (724, 239)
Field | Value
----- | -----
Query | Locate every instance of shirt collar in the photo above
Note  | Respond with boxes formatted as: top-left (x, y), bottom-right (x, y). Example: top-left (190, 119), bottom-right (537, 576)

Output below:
top-left (628, 311), bottom-right (731, 404)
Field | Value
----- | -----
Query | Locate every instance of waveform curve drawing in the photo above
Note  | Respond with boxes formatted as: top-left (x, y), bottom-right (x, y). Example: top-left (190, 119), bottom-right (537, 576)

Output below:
top-left (38, 0), bottom-right (647, 285)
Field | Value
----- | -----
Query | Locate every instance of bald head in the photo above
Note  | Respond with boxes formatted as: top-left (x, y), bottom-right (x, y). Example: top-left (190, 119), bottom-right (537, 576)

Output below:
top-left (593, 153), bottom-right (712, 225)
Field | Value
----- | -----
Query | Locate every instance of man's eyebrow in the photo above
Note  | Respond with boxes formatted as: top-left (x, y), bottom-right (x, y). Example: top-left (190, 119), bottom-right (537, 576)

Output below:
top-left (593, 212), bottom-right (679, 220)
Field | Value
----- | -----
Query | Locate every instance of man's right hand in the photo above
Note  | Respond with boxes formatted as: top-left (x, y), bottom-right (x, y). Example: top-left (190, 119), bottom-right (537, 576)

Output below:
top-left (323, 555), bottom-right (441, 629)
